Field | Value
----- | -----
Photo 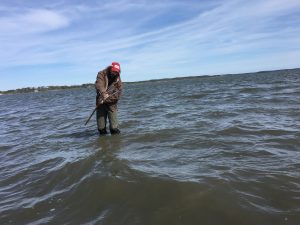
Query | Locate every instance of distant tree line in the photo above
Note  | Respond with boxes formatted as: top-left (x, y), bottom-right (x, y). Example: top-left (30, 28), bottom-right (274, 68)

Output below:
top-left (0, 83), bottom-right (94, 95)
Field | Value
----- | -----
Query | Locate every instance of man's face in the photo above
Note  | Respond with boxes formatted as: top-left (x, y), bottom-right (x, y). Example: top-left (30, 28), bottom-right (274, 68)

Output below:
top-left (111, 71), bottom-right (119, 77)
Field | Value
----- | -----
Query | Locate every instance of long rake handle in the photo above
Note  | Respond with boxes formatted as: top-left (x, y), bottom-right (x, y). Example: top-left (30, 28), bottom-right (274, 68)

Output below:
top-left (85, 107), bottom-right (97, 126)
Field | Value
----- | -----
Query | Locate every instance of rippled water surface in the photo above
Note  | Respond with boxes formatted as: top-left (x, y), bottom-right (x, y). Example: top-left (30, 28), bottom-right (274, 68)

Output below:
top-left (0, 69), bottom-right (300, 225)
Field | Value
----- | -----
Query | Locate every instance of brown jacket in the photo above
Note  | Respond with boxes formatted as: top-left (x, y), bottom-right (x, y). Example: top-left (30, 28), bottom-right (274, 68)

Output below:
top-left (95, 66), bottom-right (123, 111)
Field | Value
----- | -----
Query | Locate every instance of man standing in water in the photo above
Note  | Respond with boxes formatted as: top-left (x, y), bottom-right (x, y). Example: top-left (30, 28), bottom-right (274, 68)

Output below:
top-left (95, 62), bottom-right (123, 135)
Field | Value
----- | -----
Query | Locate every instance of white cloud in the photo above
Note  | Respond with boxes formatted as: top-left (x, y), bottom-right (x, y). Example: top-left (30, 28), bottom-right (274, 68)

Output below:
top-left (0, 9), bottom-right (69, 35)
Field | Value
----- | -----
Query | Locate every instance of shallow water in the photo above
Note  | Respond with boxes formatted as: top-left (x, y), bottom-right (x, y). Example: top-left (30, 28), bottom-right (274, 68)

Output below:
top-left (0, 69), bottom-right (300, 225)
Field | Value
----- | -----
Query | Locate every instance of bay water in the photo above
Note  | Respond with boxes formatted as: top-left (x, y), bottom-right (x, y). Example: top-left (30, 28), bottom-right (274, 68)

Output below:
top-left (0, 69), bottom-right (299, 224)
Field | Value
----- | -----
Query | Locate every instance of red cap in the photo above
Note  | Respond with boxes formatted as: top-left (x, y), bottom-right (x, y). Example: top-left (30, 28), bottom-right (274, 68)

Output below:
top-left (111, 62), bottom-right (120, 73)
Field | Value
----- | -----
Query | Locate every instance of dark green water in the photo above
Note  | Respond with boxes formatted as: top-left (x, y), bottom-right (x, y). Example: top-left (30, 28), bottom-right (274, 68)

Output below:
top-left (0, 69), bottom-right (299, 225)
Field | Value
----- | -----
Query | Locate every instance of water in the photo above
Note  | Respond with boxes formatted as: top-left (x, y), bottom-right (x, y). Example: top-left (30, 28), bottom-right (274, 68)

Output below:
top-left (0, 69), bottom-right (299, 225)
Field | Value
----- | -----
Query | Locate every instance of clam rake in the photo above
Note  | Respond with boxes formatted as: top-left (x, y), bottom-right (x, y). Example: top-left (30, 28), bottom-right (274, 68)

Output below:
top-left (84, 89), bottom-right (121, 126)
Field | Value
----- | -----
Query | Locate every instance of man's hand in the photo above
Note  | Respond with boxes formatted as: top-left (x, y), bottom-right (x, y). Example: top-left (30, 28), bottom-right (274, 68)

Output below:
top-left (103, 93), bottom-right (109, 101)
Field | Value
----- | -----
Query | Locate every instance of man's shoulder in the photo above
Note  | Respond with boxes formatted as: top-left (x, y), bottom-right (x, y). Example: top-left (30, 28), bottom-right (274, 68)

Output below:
top-left (97, 68), bottom-right (109, 77)
top-left (98, 68), bottom-right (108, 74)
top-left (116, 77), bottom-right (123, 89)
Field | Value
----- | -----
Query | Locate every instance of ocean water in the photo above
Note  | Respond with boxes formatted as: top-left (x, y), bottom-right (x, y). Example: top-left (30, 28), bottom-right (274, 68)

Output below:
top-left (0, 69), bottom-right (299, 225)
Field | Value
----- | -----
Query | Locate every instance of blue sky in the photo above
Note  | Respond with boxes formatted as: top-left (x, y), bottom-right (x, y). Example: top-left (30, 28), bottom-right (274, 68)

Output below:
top-left (0, 0), bottom-right (300, 90)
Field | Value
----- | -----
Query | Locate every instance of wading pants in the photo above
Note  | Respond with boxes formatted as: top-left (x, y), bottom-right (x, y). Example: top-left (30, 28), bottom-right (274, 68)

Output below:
top-left (96, 105), bottom-right (119, 134)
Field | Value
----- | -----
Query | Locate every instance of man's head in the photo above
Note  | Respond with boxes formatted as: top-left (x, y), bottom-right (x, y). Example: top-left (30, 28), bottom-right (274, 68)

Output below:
top-left (110, 62), bottom-right (120, 76)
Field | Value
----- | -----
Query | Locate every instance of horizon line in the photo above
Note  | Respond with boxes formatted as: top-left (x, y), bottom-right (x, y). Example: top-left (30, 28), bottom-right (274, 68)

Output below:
top-left (1, 67), bottom-right (299, 92)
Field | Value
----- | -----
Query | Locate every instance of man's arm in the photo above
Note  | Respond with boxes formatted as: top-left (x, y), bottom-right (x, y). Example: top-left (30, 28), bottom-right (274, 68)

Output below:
top-left (104, 81), bottom-right (123, 104)
top-left (95, 71), bottom-right (107, 95)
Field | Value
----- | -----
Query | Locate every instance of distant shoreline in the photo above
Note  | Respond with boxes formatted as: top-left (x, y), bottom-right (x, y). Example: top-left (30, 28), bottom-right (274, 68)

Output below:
top-left (0, 84), bottom-right (94, 95)
top-left (1, 68), bottom-right (299, 95)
